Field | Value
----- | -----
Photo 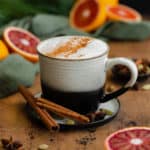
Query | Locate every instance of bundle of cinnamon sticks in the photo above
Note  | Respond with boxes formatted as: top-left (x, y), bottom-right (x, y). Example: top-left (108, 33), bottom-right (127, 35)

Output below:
top-left (18, 85), bottom-right (90, 132)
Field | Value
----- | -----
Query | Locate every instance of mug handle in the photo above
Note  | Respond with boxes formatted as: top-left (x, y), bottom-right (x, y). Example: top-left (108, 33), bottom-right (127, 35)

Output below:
top-left (101, 57), bottom-right (138, 102)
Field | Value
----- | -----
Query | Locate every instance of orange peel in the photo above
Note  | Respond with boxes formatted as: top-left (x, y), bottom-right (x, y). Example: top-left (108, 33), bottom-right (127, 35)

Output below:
top-left (0, 40), bottom-right (9, 60)
top-left (99, 0), bottom-right (118, 7)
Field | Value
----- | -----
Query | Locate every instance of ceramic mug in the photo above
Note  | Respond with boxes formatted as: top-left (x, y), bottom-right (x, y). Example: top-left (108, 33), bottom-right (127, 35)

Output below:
top-left (37, 36), bottom-right (138, 114)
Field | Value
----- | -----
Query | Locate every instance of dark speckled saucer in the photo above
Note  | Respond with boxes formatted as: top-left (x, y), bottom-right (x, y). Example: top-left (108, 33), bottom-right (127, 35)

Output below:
top-left (26, 93), bottom-right (120, 130)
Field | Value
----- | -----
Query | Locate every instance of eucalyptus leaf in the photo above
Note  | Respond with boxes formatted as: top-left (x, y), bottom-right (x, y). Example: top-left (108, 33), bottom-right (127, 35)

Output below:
top-left (0, 17), bottom-right (32, 37)
top-left (31, 14), bottom-right (89, 39)
top-left (95, 21), bottom-right (150, 40)
top-left (0, 54), bottom-right (39, 98)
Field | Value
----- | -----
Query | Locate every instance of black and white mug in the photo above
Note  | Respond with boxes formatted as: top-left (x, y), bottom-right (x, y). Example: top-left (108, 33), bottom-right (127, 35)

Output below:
top-left (37, 36), bottom-right (138, 114)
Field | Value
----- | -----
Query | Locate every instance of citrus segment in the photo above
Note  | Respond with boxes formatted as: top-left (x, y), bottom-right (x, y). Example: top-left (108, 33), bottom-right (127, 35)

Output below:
top-left (70, 0), bottom-right (107, 32)
top-left (107, 4), bottom-right (142, 23)
top-left (3, 27), bottom-right (40, 62)
top-left (105, 127), bottom-right (150, 150)
top-left (0, 40), bottom-right (9, 60)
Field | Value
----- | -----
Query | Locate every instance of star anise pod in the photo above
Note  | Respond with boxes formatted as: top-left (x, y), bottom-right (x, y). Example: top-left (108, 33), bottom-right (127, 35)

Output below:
top-left (1, 136), bottom-right (23, 150)
top-left (86, 111), bottom-right (106, 122)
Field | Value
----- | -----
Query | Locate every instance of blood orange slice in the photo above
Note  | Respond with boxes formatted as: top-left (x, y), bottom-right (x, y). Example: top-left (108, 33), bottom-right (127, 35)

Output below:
top-left (3, 27), bottom-right (40, 62)
top-left (70, 0), bottom-right (107, 32)
top-left (107, 4), bottom-right (142, 23)
top-left (105, 127), bottom-right (150, 150)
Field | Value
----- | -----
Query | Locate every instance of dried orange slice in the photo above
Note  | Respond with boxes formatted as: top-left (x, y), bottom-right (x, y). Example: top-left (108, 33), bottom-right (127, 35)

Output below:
top-left (0, 40), bottom-right (9, 60)
top-left (105, 127), bottom-right (150, 150)
top-left (70, 0), bottom-right (107, 32)
top-left (107, 4), bottom-right (142, 23)
top-left (3, 27), bottom-right (40, 62)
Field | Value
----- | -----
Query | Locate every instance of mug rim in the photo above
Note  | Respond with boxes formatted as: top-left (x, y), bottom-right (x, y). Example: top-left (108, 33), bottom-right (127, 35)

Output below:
top-left (37, 35), bottom-right (109, 61)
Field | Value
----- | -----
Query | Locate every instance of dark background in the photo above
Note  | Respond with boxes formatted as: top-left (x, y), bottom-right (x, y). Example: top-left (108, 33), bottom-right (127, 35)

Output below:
top-left (120, 0), bottom-right (150, 14)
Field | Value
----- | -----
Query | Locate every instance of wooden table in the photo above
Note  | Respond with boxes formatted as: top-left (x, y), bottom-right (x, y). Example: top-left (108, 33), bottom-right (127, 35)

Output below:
top-left (0, 39), bottom-right (150, 150)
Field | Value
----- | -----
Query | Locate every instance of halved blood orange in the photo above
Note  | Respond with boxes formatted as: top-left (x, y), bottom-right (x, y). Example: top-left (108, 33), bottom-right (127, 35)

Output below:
top-left (3, 27), bottom-right (40, 62)
top-left (107, 4), bottom-right (142, 23)
top-left (70, 0), bottom-right (107, 32)
top-left (0, 40), bottom-right (9, 60)
top-left (105, 127), bottom-right (150, 150)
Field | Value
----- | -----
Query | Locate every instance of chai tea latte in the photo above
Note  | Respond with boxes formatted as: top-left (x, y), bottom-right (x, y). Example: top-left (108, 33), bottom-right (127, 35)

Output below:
top-left (38, 36), bottom-right (108, 113)
top-left (37, 36), bottom-right (138, 114)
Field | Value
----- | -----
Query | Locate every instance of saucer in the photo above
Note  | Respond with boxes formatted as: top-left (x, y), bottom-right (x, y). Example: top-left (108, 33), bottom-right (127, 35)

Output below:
top-left (26, 93), bottom-right (120, 129)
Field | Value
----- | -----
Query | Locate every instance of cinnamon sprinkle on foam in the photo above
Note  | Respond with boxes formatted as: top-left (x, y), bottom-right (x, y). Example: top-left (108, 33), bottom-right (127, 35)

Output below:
top-left (47, 37), bottom-right (92, 58)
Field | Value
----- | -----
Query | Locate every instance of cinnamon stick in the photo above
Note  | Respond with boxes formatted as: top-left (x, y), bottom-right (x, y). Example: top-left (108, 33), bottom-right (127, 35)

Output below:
top-left (36, 98), bottom-right (90, 124)
top-left (18, 85), bottom-right (59, 131)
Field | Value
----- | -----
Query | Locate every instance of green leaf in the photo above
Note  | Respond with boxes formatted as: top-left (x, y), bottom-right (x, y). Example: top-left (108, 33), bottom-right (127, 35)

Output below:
top-left (95, 21), bottom-right (150, 40)
top-left (0, 0), bottom-right (75, 23)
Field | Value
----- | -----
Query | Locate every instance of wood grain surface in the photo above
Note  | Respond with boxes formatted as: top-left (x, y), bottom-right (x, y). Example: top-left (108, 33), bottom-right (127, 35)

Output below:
top-left (0, 39), bottom-right (150, 150)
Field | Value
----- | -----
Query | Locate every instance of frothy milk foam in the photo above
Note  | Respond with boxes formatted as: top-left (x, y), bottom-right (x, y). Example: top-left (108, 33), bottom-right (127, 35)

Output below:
top-left (39, 36), bottom-right (108, 59)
